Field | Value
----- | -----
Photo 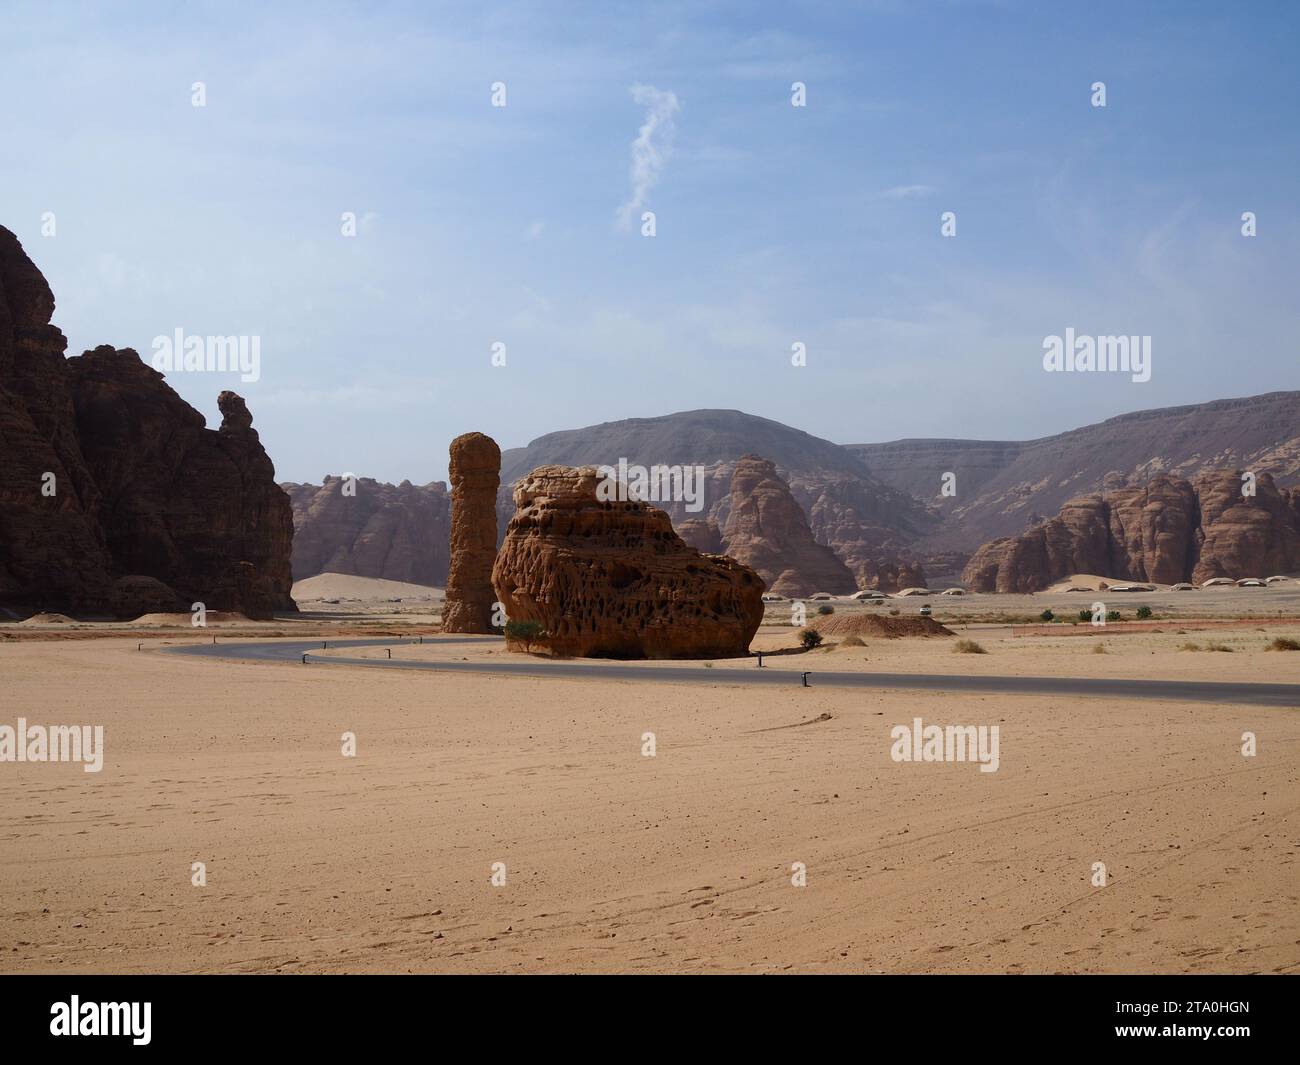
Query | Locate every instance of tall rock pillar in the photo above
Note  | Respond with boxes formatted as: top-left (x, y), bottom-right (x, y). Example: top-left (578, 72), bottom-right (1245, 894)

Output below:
top-left (442, 431), bottom-right (501, 632)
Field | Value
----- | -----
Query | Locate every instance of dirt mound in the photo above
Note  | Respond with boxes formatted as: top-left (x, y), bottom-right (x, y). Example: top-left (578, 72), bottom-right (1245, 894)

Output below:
top-left (18, 613), bottom-right (78, 625)
top-left (811, 613), bottom-right (953, 639)
top-left (129, 611), bottom-right (252, 626)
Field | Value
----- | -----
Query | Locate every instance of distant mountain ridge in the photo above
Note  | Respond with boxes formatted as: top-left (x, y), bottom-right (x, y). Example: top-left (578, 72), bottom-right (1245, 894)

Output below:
top-left (285, 392), bottom-right (1300, 589)
top-left (851, 390), bottom-right (1300, 555)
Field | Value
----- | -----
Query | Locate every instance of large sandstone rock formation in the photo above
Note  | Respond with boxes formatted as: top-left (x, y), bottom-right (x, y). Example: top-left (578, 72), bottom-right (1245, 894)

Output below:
top-left (0, 225), bottom-right (295, 619)
top-left (674, 517), bottom-right (723, 554)
top-left (962, 471), bottom-right (1300, 592)
top-left (284, 477), bottom-right (451, 585)
top-left (720, 456), bottom-right (857, 597)
top-left (443, 432), bottom-right (501, 632)
top-left (492, 465), bottom-right (765, 658)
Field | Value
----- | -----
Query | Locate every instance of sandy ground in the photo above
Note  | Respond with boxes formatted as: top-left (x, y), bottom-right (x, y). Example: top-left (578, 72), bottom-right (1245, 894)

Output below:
top-left (1, 636), bottom-right (1297, 974)
top-left (320, 621), bottom-right (1300, 685)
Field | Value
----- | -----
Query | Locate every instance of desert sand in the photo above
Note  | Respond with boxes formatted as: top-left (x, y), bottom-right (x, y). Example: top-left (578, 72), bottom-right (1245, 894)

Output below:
top-left (1, 628), bottom-right (1297, 974)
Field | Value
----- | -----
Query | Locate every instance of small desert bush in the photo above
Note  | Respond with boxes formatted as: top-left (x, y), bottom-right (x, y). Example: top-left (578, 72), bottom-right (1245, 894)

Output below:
top-left (1268, 636), bottom-right (1300, 651)
top-left (1091, 642), bottom-right (1107, 654)
top-left (840, 634), bottom-right (865, 647)
top-left (1078, 609), bottom-right (1092, 622)
top-left (817, 604), bottom-right (834, 615)
top-left (1205, 640), bottom-right (1234, 653)
top-left (1136, 605), bottom-right (1153, 620)
top-left (504, 619), bottom-right (548, 651)
top-left (952, 639), bottom-right (986, 654)
top-left (1106, 610), bottom-right (1121, 623)
top-left (798, 628), bottom-right (824, 651)
top-left (1039, 609), bottom-right (1054, 622)
top-left (1178, 641), bottom-right (1202, 651)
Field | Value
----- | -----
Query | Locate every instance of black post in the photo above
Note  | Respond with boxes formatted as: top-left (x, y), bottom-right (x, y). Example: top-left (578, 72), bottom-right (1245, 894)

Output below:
top-left (801, 672), bottom-right (810, 687)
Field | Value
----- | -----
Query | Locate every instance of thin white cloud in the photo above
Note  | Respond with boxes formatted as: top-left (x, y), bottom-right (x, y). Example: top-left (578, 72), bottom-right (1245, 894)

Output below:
top-left (879, 184), bottom-right (934, 199)
top-left (617, 84), bottom-right (680, 229)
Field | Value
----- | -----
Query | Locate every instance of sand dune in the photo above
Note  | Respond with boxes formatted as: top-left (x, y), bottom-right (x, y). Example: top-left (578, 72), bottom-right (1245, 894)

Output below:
top-left (292, 573), bottom-right (442, 602)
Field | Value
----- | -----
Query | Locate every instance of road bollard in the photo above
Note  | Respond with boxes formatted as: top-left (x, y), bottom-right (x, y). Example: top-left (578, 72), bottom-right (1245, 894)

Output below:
top-left (801, 672), bottom-right (810, 687)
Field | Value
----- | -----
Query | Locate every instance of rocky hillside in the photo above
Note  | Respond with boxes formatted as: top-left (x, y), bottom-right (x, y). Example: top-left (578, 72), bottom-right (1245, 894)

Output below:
top-left (963, 470), bottom-right (1300, 592)
top-left (285, 398), bottom-right (1300, 592)
top-left (283, 478), bottom-right (451, 585)
top-left (851, 391), bottom-right (1300, 555)
top-left (0, 225), bottom-right (295, 619)
top-left (498, 408), bottom-right (936, 586)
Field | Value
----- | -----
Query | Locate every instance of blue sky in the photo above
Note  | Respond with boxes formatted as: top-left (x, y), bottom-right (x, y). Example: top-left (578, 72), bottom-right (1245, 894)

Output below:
top-left (2, 0), bottom-right (1297, 484)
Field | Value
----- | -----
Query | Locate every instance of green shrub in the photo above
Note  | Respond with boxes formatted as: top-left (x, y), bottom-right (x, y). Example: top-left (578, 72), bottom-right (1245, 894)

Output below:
top-left (1078, 609), bottom-right (1092, 622)
top-left (1136, 605), bottom-right (1153, 620)
top-left (1039, 609), bottom-right (1054, 622)
top-left (953, 639), bottom-right (986, 654)
top-left (504, 618), bottom-right (548, 652)
top-left (817, 604), bottom-right (834, 616)
top-left (1106, 610), bottom-right (1121, 622)
top-left (798, 628), bottom-right (824, 650)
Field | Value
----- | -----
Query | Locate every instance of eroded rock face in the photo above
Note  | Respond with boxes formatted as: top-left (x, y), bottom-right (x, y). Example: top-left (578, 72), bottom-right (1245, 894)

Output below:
top-left (1192, 470), bottom-right (1300, 582)
top-left (0, 225), bottom-right (295, 619)
top-left (675, 517), bottom-right (724, 554)
top-left (284, 477), bottom-right (451, 585)
top-left (443, 432), bottom-right (501, 632)
top-left (962, 472), bottom-right (1300, 591)
top-left (720, 455), bottom-right (856, 597)
top-left (492, 465), bottom-right (765, 658)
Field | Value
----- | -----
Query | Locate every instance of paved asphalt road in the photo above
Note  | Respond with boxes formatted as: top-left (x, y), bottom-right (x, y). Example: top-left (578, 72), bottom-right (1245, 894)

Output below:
top-left (165, 637), bottom-right (1300, 707)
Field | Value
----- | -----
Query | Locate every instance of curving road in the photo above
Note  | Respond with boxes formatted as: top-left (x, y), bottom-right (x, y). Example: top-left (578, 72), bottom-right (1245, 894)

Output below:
top-left (165, 637), bottom-right (1300, 707)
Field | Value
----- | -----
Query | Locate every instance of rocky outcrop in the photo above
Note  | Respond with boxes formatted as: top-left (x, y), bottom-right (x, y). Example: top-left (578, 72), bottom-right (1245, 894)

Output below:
top-left (851, 392), bottom-right (1300, 556)
top-left (443, 432), bottom-right (501, 632)
top-left (962, 471), bottom-right (1300, 592)
top-left (720, 456), bottom-right (856, 597)
top-left (492, 465), bottom-right (764, 658)
top-left (0, 225), bottom-right (295, 619)
top-left (1192, 470), bottom-right (1300, 582)
top-left (675, 518), bottom-right (723, 554)
top-left (284, 477), bottom-right (451, 585)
